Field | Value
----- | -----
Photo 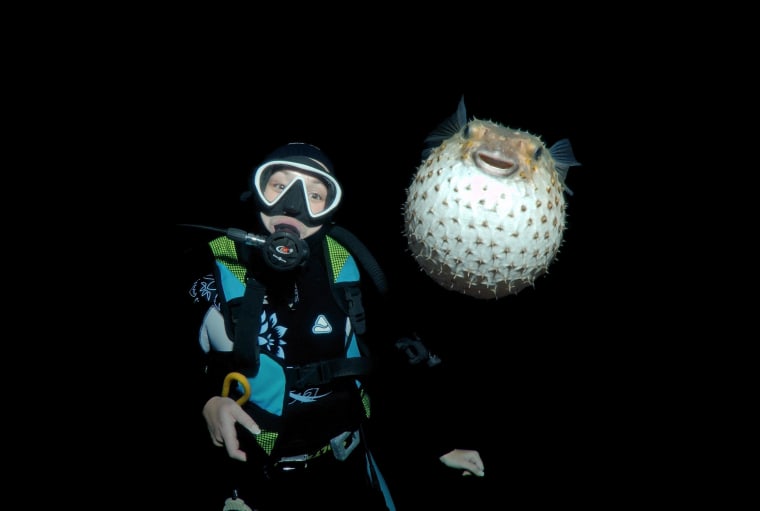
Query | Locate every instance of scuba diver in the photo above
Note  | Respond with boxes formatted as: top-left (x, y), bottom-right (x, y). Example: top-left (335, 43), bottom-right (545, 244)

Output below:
top-left (180, 142), bottom-right (484, 510)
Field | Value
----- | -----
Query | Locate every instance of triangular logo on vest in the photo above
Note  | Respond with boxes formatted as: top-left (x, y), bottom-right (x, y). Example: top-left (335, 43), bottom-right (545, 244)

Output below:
top-left (312, 314), bottom-right (332, 334)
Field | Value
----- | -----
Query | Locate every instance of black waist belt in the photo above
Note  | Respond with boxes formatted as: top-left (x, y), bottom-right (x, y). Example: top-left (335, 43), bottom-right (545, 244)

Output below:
top-left (275, 430), bottom-right (361, 466)
top-left (285, 358), bottom-right (372, 389)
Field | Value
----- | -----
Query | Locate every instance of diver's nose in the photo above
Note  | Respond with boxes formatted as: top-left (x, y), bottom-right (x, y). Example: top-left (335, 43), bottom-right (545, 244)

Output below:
top-left (283, 206), bottom-right (300, 216)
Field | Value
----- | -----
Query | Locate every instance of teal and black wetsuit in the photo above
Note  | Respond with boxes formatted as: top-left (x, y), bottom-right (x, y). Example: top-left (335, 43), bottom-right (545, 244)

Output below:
top-left (185, 223), bottom-right (395, 511)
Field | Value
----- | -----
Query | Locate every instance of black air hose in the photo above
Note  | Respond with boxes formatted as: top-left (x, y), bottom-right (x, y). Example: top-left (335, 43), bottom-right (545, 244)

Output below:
top-left (328, 225), bottom-right (389, 296)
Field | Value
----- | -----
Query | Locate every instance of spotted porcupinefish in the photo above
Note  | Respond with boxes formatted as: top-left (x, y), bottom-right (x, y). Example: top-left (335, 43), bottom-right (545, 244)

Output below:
top-left (403, 97), bottom-right (581, 299)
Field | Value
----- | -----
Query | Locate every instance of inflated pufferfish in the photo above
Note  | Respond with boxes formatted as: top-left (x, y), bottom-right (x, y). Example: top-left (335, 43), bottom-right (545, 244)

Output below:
top-left (403, 97), bottom-right (581, 299)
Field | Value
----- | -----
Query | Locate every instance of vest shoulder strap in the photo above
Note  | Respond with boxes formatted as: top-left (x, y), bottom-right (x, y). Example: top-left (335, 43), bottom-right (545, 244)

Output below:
top-left (325, 235), bottom-right (367, 335)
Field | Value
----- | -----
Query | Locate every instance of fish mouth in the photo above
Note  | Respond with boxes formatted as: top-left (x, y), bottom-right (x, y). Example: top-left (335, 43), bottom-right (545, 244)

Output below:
top-left (474, 151), bottom-right (519, 177)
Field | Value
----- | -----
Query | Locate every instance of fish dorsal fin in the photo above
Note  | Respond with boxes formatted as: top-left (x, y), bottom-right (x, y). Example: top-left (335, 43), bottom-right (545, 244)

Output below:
top-left (548, 138), bottom-right (581, 196)
top-left (421, 96), bottom-right (468, 160)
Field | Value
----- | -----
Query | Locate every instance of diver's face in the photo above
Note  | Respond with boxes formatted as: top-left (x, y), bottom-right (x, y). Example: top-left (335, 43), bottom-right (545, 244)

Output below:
top-left (259, 168), bottom-right (327, 238)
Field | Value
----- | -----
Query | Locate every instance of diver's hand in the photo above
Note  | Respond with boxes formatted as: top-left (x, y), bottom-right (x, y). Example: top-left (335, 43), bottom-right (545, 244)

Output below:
top-left (202, 396), bottom-right (261, 462)
top-left (439, 449), bottom-right (485, 477)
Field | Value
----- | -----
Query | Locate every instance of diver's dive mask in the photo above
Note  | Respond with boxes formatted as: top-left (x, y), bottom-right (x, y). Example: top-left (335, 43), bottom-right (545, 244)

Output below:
top-left (246, 143), bottom-right (343, 228)
top-left (254, 166), bottom-right (341, 227)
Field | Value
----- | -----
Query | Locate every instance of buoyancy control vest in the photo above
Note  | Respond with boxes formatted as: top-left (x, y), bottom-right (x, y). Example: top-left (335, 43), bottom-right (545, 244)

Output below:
top-left (208, 226), bottom-right (387, 456)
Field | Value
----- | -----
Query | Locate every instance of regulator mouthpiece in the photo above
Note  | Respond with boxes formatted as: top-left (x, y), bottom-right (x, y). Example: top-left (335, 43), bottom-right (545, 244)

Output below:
top-left (262, 224), bottom-right (309, 270)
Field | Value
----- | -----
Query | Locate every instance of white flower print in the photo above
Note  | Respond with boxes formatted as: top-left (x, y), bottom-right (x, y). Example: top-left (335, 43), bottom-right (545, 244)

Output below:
top-left (189, 274), bottom-right (220, 309)
top-left (258, 310), bottom-right (288, 359)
